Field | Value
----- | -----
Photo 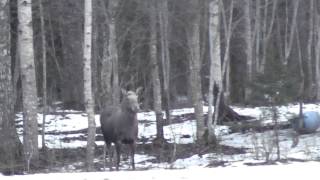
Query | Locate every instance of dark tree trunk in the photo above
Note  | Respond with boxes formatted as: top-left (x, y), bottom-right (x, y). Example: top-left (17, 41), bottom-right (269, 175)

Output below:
top-left (0, 0), bottom-right (23, 174)
top-left (217, 98), bottom-right (245, 123)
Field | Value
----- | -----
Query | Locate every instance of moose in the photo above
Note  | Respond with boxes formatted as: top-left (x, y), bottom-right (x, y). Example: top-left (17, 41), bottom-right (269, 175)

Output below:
top-left (100, 88), bottom-right (142, 170)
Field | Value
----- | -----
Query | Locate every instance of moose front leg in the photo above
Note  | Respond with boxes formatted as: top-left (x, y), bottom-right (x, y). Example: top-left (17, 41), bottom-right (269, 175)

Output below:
top-left (129, 143), bottom-right (136, 170)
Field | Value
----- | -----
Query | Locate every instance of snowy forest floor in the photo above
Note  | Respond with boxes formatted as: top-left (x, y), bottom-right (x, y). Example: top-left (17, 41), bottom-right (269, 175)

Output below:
top-left (6, 103), bottom-right (320, 176)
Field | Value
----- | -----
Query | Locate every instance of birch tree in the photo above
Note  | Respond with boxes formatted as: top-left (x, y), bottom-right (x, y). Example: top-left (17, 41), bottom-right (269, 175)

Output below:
top-left (207, 0), bottom-right (220, 144)
top-left (150, 0), bottom-right (164, 139)
top-left (316, 12), bottom-right (320, 99)
top-left (18, 0), bottom-right (39, 170)
top-left (158, 0), bottom-right (171, 124)
top-left (109, 0), bottom-right (120, 106)
top-left (284, 0), bottom-right (299, 65)
top-left (254, 0), bottom-right (261, 73)
top-left (98, 0), bottom-right (120, 108)
top-left (209, 0), bottom-right (241, 130)
top-left (38, 0), bottom-right (47, 150)
top-left (83, 0), bottom-right (96, 171)
top-left (306, 0), bottom-right (315, 99)
top-left (187, 0), bottom-right (205, 142)
top-left (216, 0), bottom-right (234, 122)
top-left (99, 0), bottom-right (112, 109)
top-left (259, 0), bottom-right (277, 73)
top-left (244, 0), bottom-right (253, 102)
top-left (0, 0), bottom-right (22, 173)
top-left (220, 0), bottom-right (232, 104)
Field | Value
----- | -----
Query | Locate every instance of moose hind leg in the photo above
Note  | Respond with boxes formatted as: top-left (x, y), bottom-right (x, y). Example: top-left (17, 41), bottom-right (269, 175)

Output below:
top-left (115, 142), bottom-right (121, 171)
top-left (103, 143), bottom-right (106, 170)
top-left (106, 143), bottom-right (113, 171)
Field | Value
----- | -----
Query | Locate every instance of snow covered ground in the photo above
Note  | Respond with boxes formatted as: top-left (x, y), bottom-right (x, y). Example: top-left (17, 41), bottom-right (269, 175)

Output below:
top-left (2, 161), bottom-right (320, 180)
top-left (9, 103), bottom-right (320, 177)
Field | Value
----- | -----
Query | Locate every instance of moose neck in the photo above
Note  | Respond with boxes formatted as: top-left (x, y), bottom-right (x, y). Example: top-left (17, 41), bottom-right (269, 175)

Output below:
top-left (121, 99), bottom-right (136, 118)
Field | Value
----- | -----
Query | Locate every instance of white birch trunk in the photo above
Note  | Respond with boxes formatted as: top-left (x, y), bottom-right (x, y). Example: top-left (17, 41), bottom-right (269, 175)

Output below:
top-left (220, 0), bottom-right (233, 105)
top-left (83, 0), bottom-right (96, 171)
top-left (38, 0), bottom-right (47, 150)
top-left (159, 0), bottom-right (171, 124)
top-left (254, 0), bottom-right (261, 72)
top-left (225, 61), bottom-right (231, 104)
top-left (244, 0), bottom-right (253, 102)
top-left (18, 0), bottom-right (39, 170)
top-left (284, 0), bottom-right (300, 65)
top-left (188, 0), bottom-right (205, 142)
top-left (259, 0), bottom-right (277, 73)
top-left (150, 0), bottom-right (164, 139)
top-left (208, 0), bottom-right (220, 142)
top-left (212, 0), bottom-right (233, 129)
top-left (307, 0), bottom-right (314, 99)
top-left (296, 25), bottom-right (304, 98)
top-left (315, 13), bottom-right (320, 99)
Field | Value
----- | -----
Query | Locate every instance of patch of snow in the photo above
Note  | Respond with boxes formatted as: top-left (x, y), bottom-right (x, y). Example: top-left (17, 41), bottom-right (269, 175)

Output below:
top-left (3, 161), bottom-right (320, 180)
top-left (172, 154), bottom-right (214, 168)
top-left (14, 103), bottom-right (320, 168)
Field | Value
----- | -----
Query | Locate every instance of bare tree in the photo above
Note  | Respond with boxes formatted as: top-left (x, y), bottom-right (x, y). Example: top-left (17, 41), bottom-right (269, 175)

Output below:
top-left (158, 0), bottom-right (171, 125)
top-left (48, 8), bottom-right (63, 81)
top-left (306, 0), bottom-right (315, 100)
top-left (0, 0), bottom-right (22, 174)
top-left (83, 0), bottom-right (96, 171)
top-left (259, 0), bottom-right (277, 73)
top-left (316, 12), bottom-right (320, 99)
top-left (150, 0), bottom-right (164, 139)
top-left (254, 0), bottom-right (261, 73)
top-left (187, 0), bottom-right (205, 142)
top-left (98, 0), bottom-right (120, 109)
top-left (296, 24), bottom-right (304, 100)
top-left (18, 0), bottom-right (39, 171)
top-left (212, 0), bottom-right (244, 127)
top-left (221, 0), bottom-right (232, 103)
top-left (207, 0), bottom-right (220, 144)
top-left (55, 0), bottom-right (84, 109)
top-left (99, 0), bottom-right (112, 109)
top-left (244, 0), bottom-right (253, 102)
top-left (284, 0), bottom-right (300, 65)
top-left (38, 0), bottom-right (47, 150)
top-left (216, 0), bottom-right (232, 121)
top-left (109, 0), bottom-right (120, 106)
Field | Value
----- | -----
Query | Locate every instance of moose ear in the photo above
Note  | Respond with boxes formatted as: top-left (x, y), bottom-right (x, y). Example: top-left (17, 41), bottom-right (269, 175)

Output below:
top-left (121, 88), bottom-right (127, 96)
top-left (136, 87), bottom-right (143, 95)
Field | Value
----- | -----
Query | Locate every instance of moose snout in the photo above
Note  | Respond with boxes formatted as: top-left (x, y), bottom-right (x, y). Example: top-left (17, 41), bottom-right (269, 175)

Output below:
top-left (133, 105), bottom-right (140, 112)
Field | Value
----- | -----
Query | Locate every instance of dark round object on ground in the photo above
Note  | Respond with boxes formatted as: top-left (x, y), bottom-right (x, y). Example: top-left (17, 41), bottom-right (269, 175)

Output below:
top-left (292, 111), bottom-right (320, 134)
